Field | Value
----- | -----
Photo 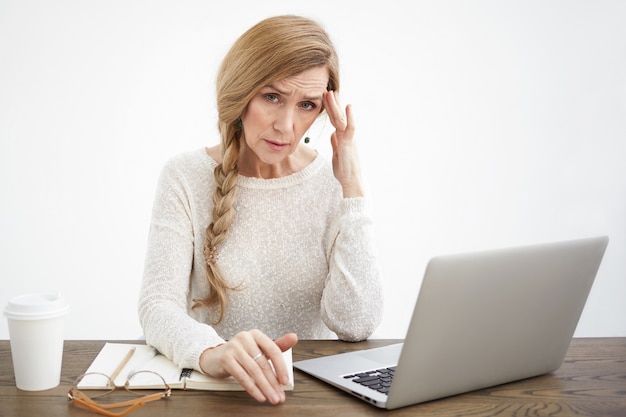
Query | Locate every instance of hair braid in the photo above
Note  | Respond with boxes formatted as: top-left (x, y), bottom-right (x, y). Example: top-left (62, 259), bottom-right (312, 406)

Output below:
top-left (196, 122), bottom-right (241, 324)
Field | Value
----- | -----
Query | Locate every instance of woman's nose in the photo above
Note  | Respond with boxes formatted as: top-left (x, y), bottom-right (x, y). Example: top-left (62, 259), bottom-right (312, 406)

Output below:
top-left (273, 107), bottom-right (295, 133)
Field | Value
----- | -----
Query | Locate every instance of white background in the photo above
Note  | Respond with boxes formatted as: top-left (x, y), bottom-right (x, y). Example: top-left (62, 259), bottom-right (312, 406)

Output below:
top-left (1, 0), bottom-right (625, 340)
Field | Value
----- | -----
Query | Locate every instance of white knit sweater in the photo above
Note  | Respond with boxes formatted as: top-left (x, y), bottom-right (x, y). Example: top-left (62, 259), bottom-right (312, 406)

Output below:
top-left (138, 148), bottom-right (383, 370)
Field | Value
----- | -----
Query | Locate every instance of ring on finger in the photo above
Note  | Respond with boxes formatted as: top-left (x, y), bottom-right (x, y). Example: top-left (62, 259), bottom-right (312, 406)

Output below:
top-left (252, 352), bottom-right (265, 361)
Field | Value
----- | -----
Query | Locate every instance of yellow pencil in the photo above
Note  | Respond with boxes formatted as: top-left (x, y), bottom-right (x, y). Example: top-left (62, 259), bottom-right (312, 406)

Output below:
top-left (109, 347), bottom-right (136, 385)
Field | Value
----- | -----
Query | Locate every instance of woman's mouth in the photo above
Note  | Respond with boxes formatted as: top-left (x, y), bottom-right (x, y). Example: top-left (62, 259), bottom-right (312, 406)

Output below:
top-left (265, 139), bottom-right (289, 151)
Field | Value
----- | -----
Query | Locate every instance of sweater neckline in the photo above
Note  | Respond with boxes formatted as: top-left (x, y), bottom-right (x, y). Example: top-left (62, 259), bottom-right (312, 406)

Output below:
top-left (201, 148), bottom-right (325, 190)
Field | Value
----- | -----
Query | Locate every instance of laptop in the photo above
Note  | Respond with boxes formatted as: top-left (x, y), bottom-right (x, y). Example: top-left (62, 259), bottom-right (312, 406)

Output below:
top-left (293, 236), bottom-right (609, 409)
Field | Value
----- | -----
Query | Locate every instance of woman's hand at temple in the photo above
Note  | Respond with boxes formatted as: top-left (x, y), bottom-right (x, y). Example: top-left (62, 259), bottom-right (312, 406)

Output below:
top-left (323, 90), bottom-right (364, 198)
top-left (199, 330), bottom-right (298, 404)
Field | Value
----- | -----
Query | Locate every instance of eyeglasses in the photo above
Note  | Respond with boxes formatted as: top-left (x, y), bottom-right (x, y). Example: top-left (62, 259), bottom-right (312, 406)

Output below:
top-left (67, 371), bottom-right (171, 417)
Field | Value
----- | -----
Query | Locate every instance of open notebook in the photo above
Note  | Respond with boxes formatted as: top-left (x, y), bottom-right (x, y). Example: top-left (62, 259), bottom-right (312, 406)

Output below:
top-left (78, 342), bottom-right (294, 391)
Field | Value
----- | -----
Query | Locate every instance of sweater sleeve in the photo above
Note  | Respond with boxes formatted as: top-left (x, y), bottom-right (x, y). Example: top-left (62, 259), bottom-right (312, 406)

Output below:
top-left (320, 197), bottom-right (383, 341)
top-left (137, 159), bottom-right (225, 371)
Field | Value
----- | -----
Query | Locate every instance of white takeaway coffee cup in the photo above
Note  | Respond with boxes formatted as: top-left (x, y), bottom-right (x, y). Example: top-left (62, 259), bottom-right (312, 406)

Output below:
top-left (3, 292), bottom-right (70, 391)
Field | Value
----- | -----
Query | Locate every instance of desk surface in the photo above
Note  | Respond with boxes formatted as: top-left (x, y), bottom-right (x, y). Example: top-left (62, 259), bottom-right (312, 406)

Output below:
top-left (1, 338), bottom-right (625, 417)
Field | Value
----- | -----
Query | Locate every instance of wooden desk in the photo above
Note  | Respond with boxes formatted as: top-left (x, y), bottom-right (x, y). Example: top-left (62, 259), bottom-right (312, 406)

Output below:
top-left (1, 338), bottom-right (625, 416)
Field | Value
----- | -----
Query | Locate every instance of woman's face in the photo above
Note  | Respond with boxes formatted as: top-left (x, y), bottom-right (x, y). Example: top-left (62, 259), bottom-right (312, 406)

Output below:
top-left (239, 66), bottom-right (328, 176)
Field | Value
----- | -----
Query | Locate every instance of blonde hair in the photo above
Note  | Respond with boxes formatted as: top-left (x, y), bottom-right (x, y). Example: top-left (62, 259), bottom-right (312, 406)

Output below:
top-left (196, 15), bottom-right (340, 323)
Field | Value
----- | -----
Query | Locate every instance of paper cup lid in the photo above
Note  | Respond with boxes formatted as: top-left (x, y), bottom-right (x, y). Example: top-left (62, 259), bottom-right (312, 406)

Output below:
top-left (4, 292), bottom-right (70, 320)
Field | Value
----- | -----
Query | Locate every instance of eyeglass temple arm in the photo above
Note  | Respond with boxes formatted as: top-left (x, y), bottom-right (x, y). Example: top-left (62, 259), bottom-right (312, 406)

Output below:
top-left (68, 389), bottom-right (169, 417)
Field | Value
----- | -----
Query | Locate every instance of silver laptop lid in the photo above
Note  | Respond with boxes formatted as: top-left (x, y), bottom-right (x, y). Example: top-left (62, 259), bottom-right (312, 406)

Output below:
top-left (387, 235), bottom-right (608, 409)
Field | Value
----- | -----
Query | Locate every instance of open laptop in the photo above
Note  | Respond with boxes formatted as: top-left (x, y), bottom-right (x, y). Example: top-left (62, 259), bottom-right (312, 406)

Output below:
top-left (294, 236), bottom-right (609, 409)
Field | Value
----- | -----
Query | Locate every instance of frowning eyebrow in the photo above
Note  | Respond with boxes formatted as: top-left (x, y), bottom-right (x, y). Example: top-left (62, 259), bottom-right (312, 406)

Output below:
top-left (263, 83), bottom-right (323, 102)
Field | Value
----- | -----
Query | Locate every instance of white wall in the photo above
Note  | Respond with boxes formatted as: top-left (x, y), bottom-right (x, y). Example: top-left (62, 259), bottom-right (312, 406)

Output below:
top-left (1, 0), bottom-right (625, 340)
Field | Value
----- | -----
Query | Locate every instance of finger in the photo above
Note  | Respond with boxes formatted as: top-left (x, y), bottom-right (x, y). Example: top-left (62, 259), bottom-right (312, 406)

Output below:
top-left (248, 331), bottom-right (289, 402)
top-left (242, 352), bottom-right (284, 404)
top-left (270, 333), bottom-right (298, 385)
top-left (344, 104), bottom-right (355, 137)
top-left (215, 333), bottom-right (274, 403)
top-left (255, 353), bottom-right (287, 403)
top-left (330, 105), bottom-right (355, 151)
top-left (224, 355), bottom-right (268, 402)
top-left (254, 336), bottom-right (288, 386)
top-left (274, 332), bottom-right (298, 352)
top-left (324, 91), bottom-right (347, 131)
top-left (229, 339), bottom-right (272, 402)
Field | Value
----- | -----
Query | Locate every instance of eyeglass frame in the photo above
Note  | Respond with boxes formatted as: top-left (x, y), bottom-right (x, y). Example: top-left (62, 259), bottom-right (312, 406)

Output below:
top-left (67, 371), bottom-right (171, 417)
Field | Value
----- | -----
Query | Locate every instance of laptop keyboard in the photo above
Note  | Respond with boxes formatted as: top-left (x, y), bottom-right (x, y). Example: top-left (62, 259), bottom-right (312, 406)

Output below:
top-left (343, 366), bottom-right (396, 395)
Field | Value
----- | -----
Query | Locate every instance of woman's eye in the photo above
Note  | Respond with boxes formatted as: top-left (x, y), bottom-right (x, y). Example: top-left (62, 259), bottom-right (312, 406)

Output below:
top-left (264, 94), bottom-right (279, 103)
top-left (300, 102), bottom-right (317, 111)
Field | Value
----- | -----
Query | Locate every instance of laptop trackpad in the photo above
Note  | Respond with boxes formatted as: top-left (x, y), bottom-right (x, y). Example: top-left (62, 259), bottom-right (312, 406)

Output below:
top-left (355, 343), bottom-right (403, 367)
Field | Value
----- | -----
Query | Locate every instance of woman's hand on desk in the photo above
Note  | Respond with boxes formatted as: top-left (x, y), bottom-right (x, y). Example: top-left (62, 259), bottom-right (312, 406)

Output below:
top-left (199, 330), bottom-right (298, 404)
